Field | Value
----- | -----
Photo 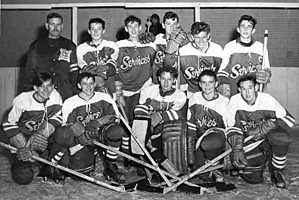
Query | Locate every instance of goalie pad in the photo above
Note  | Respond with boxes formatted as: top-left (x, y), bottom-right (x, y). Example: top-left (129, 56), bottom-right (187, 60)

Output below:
top-left (162, 119), bottom-right (189, 174)
top-left (131, 119), bottom-right (149, 155)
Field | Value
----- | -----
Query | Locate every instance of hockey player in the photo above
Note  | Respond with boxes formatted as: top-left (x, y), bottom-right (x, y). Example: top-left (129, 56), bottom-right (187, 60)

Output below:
top-left (2, 72), bottom-right (63, 185)
top-left (133, 65), bottom-right (186, 176)
top-left (226, 75), bottom-right (295, 188)
top-left (77, 18), bottom-right (119, 95)
top-left (23, 12), bottom-right (79, 101)
top-left (115, 15), bottom-right (156, 124)
top-left (42, 72), bottom-right (128, 184)
top-left (173, 22), bottom-right (223, 98)
top-left (217, 15), bottom-right (271, 98)
top-left (187, 70), bottom-right (228, 183)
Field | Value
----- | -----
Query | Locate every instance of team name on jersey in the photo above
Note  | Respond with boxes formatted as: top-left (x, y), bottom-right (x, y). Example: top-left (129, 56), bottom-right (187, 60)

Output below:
top-left (196, 116), bottom-right (217, 128)
top-left (76, 111), bottom-right (102, 125)
top-left (120, 54), bottom-right (150, 70)
top-left (24, 121), bottom-right (43, 131)
top-left (230, 56), bottom-right (263, 79)
top-left (240, 120), bottom-right (258, 132)
top-left (184, 65), bottom-right (217, 79)
top-left (154, 50), bottom-right (165, 64)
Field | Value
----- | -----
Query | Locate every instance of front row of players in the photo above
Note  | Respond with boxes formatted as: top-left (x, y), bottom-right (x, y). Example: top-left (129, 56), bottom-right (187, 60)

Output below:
top-left (3, 68), bottom-right (295, 190)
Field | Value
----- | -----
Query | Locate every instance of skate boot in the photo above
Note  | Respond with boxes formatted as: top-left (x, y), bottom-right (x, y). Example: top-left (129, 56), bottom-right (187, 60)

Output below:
top-left (103, 161), bottom-right (125, 184)
top-left (38, 164), bottom-right (66, 183)
top-left (270, 170), bottom-right (286, 188)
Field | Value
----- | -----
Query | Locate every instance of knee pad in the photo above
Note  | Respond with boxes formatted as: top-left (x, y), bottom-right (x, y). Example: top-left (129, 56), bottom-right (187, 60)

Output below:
top-left (52, 126), bottom-right (76, 147)
top-left (11, 161), bottom-right (34, 185)
top-left (268, 130), bottom-right (293, 156)
top-left (241, 169), bottom-right (264, 184)
top-left (70, 146), bottom-right (95, 175)
top-left (102, 124), bottom-right (124, 147)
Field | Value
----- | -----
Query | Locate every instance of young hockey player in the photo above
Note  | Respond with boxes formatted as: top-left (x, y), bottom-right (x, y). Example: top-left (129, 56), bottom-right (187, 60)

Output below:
top-left (226, 75), bottom-right (295, 188)
top-left (2, 72), bottom-right (63, 185)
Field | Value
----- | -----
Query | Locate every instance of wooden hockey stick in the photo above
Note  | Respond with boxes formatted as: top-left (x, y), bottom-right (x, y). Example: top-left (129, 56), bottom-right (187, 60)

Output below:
top-left (259, 30), bottom-right (269, 92)
top-left (163, 135), bottom-right (255, 194)
top-left (176, 51), bottom-right (181, 90)
top-left (117, 113), bottom-right (172, 187)
top-left (0, 142), bottom-right (125, 193)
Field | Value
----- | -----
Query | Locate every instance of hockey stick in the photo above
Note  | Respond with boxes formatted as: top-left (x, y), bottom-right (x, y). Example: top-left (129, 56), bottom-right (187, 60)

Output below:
top-left (163, 135), bottom-right (255, 194)
top-left (259, 30), bottom-right (269, 92)
top-left (118, 113), bottom-right (172, 187)
top-left (0, 142), bottom-right (125, 193)
top-left (93, 140), bottom-right (198, 187)
top-left (176, 51), bottom-right (181, 90)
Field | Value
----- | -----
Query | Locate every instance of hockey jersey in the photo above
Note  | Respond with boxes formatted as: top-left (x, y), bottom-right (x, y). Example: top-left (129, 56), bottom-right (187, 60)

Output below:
top-left (3, 90), bottom-right (63, 138)
top-left (24, 37), bottom-right (79, 100)
top-left (187, 92), bottom-right (229, 138)
top-left (77, 40), bottom-right (119, 93)
top-left (178, 42), bottom-right (223, 96)
top-left (226, 92), bottom-right (295, 137)
top-left (134, 84), bottom-right (186, 122)
top-left (218, 39), bottom-right (270, 96)
top-left (62, 92), bottom-right (120, 126)
top-left (116, 39), bottom-right (156, 96)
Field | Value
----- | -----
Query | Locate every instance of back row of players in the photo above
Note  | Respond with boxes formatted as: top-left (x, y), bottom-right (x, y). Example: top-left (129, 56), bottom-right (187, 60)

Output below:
top-left (2, 11), bottom-right (295, 191)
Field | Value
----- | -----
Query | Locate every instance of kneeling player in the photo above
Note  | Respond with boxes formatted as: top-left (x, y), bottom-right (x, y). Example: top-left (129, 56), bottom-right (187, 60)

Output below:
top-left (2, 73), bottom-right (63, 185)
top-left (226, 75), bottom-right (295, 188)
top-left (42, 72), bottom-right (128, 184)
top-left (187, 70), bottom-right (229, 183)
top-left (133, 65), bottom-right (186, 176)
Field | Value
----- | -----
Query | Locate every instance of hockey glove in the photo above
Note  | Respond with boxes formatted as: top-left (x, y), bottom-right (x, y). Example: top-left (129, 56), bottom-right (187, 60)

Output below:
top-left (256, 65), bottom-right (271, 84)
top-left (247, 119), bottom-right (276, 141)
top-left (150, 112), bottom-right (163, 127)
top-left (217, 83), bottom-right (231, 98)
top-left (228, 134), bottom-right (248, 169)
top-left (82, 64), bottom-right (109, 80)
top-left (28, 133), bottom-right (48, 152)
top-left (138, 32), bottom-right (156, 44)
top-left (17, 147), bottom-right (33, 162)
top-left (70, 121), bottom-right (85, 137)
top-left (166, 27), bottom-right (189, 54)
top-left (77, 133), bottom-right (93, 146)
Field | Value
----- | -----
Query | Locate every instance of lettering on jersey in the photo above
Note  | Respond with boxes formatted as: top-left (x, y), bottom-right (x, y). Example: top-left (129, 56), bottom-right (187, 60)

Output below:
top-left (184, 64), bottom-right (216, 79)
top-left (76, 111), bottom-right (102, 126)
top-left (120, 54), bottom-right (150, 70)
top-left (240, 120), bottom-right (259, 132)
top-left (58, 48), bottom-right (72, 62)
top-left (154, 51), bottom-right (165, 64)
top-left (196, 116), bottom-right (217, 128)
top-left (24, 121), bottom-right (41, 131)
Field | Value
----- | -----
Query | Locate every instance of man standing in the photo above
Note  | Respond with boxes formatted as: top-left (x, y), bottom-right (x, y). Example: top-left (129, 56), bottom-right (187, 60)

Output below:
top-left (77, 18), bottom-right (119, 95)
top-left (23, 12), bottom-right (79, 101)
top-left (217, 15), bottom-right (271, 98)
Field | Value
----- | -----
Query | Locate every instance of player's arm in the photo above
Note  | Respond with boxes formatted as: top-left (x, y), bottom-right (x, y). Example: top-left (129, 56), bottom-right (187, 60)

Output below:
top-left (23, 42), bottom-right (38, 92)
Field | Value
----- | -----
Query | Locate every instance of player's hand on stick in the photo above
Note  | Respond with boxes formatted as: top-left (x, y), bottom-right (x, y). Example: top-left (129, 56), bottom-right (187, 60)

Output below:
top-left (256, 64), bottom-right (271, 84)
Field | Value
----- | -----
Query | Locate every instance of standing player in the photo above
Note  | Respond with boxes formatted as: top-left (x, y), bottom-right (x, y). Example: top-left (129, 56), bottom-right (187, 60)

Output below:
top-left (23, 12), bottom-right (79, 101)
top-left (187, 70), bottom-right (228, 183)
top-left (217, 15), bottom-right (271, 98)
top-left (226, 75), bottom-right (295, 188)
top-left (2, 73), bottom-right (63, 185)
top-left (43, 72), bottom-right (128, 184)
top-left (77, 18), bottom-right (119, 95)
top-left (133, 66), bottom-right (186, 176)
top-left (174, 22), bottom-right (223, 98)
top-left (115, 15), bottom-right (156, 125)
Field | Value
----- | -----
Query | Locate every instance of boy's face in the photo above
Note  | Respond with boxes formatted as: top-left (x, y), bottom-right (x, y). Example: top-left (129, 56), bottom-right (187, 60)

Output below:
top-left (46, 17), bottom-right (63, 39)
top-left (88, 22), bottom-right (105, 41)
top-left (34, 79), bottom-right (54, 101)
top-left (237, 20), bottom-right (255, 40)
top-left (199, 75), bottom-right (217, 96)
top-left (125, 21), bottom-right (141, 39)
top-left (78, 77), bottom-right (96, 98)
top-left (193, 31), bottom-right (210, 50)
top-left (158, 72), bottom-right (176, 92)
top-left (238, 80), bottom-right (258, 105)
top-left (163, 18), bottom-right (179, 35)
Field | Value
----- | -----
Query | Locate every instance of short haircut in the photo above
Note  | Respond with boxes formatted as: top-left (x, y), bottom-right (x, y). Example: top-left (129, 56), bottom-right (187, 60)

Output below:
top-left (47, 12), bottom-right (63, 23)
top-left (156, 66), bottom-right (178, 79)
top-left (198, 70), bottom-right (217, 82)
top-left (237, 74), bottom-right (257, 88)
top-left (77, 72), bottom-right (96, 84)
top-left (88, 18), bottom-right (105, 29)
top-left (163, 11), bottom-right (179, 23)
top-left (238, 15), bottom-right (257, 28)
top-left (191, 22), bottom-right (210, 35)
top-left (151, 14), bottom-right (160, 23)
top-left (32, 72), bottom-right (53, 87)
top-left (124, 15), bottom-right (141, 26)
